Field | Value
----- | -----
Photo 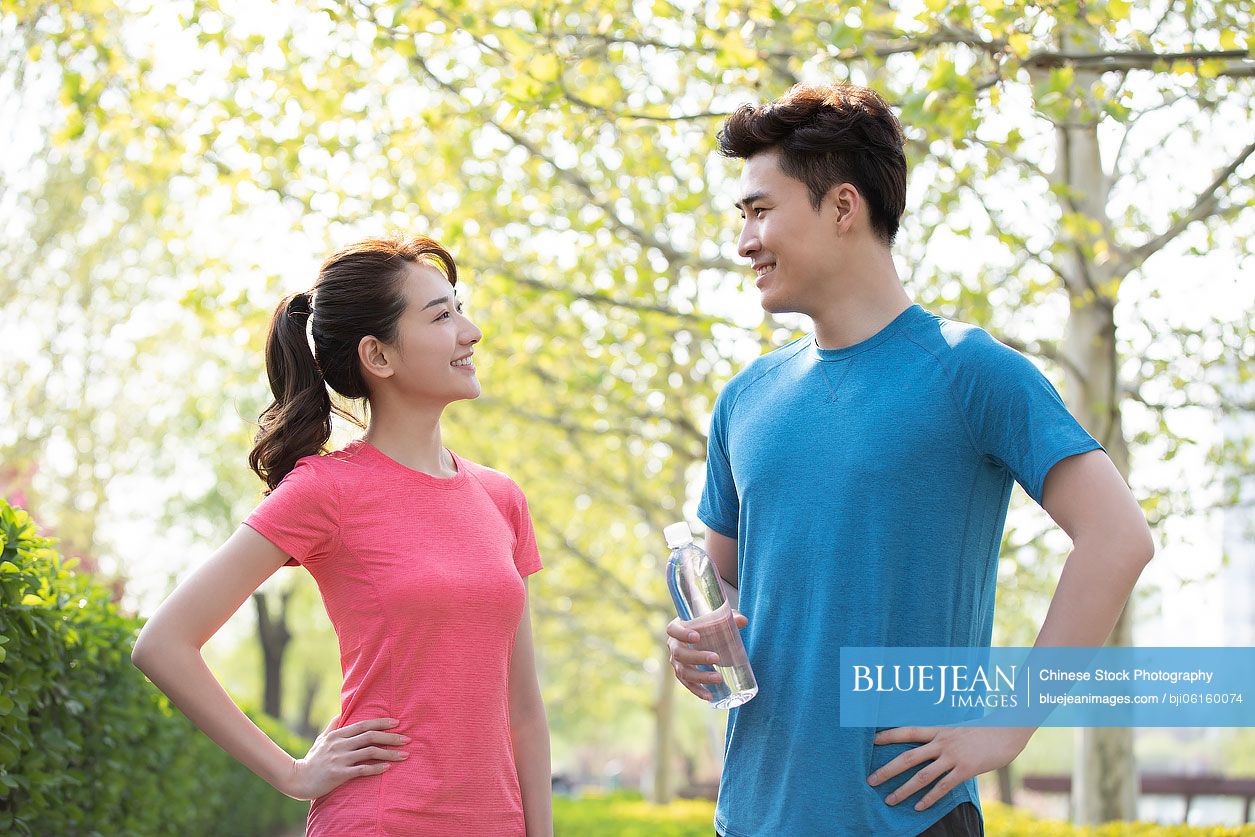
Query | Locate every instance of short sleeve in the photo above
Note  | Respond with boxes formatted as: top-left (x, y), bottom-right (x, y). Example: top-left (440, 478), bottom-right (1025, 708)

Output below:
top-left (954, 332), bottom-right (1103, 505)
top-left (510, 487), bottom-right (543, 578)
top-left (697, 388), bottom-right (739, 539)
top-left (243, 457), bottom-right (341, 567)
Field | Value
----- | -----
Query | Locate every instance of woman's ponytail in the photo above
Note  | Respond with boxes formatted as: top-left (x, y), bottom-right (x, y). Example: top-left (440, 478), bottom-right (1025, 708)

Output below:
top-left (248, 291), bottom-right (333, 492)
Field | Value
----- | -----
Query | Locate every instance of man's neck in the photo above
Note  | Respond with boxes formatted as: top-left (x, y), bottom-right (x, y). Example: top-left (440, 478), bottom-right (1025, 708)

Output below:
top-left (809, 250), bottom-right (912, 350)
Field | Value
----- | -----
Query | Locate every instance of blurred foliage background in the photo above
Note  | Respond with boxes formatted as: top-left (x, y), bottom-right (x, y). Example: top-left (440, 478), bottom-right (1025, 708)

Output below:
top-left (1, 0), bottom-right (1251, 827)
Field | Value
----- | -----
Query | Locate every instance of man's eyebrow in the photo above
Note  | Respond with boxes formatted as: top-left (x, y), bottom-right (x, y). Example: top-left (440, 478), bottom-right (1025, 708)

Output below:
top-left (735, 191), bottom-right (768, 211)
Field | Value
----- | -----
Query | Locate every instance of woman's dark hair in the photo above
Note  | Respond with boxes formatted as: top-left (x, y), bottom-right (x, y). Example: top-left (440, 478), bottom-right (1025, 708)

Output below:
top-left (248, 236), bottom-right (458, 491)
top-left (716, 83), bottom-right (907, 244)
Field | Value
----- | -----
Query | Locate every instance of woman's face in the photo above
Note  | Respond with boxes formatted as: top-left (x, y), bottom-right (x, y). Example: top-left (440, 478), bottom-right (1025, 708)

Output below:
top-left (367, 261), bottom-right (483, 406)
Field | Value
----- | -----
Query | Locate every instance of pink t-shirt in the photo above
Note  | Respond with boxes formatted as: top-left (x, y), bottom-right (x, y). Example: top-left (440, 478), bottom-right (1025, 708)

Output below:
top-left (243, 439), bottom-right (542, 836)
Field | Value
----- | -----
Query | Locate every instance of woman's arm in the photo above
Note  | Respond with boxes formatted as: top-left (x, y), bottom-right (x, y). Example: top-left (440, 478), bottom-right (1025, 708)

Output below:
top-left (131, 524), bottom-right (406, 800)
top-left (508, 579), bottom-right (553, 837)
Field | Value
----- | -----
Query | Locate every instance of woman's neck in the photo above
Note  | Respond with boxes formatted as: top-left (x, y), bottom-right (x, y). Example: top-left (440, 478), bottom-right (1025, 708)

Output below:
top-left (363, 412), bottom-right (455, 477)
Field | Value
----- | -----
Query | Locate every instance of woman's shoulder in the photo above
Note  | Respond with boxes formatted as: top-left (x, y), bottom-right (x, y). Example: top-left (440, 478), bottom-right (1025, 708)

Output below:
top-left (455, 454), bottom-right (525, 497)
top-left (278, 441), bottom-right (369, 489)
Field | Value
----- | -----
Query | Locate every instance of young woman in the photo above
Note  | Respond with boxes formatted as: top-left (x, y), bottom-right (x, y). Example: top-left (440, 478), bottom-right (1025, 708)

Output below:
top-left (132, 237), bottom-right (552, 836)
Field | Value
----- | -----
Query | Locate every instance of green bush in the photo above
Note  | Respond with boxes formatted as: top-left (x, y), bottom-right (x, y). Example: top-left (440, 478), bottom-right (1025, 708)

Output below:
top-left (554, 791), bottom-right (716, 835)
top-left (983, 801), bottom-right (1255, 836)
top-left (0, 499), bottom-right (309, 836)
top-left (552, 794), bottom-right (1255, 835)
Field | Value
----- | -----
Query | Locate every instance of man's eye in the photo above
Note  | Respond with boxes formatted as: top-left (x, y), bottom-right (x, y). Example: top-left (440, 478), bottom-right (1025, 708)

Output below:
top-left (754, 207), bottom-right (767, 217)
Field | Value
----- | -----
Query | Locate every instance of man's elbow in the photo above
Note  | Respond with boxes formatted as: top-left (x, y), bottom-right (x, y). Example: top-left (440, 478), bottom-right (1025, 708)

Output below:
top-left (1138, 527), bottom-right (1156, 567)
top-left (1124, 518), bottom-right (1155, 570)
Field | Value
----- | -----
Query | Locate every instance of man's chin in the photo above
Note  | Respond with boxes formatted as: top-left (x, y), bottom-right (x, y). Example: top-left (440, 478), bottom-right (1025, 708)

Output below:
top-left (759, 293), bottom-right (798, 315)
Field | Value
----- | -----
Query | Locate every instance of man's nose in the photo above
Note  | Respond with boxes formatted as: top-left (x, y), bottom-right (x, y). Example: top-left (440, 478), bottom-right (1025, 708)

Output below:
top-left (737, 223), bottom-right (760, 260)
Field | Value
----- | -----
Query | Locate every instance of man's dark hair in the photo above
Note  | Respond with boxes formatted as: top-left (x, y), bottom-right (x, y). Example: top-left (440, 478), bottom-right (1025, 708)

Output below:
top-left (717, 83), bottom-right (907, 244)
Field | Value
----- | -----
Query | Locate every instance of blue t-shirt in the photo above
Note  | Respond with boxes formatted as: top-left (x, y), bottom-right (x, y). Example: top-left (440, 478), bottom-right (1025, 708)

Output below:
top-left (697, 304), bottom-right (1101, 836)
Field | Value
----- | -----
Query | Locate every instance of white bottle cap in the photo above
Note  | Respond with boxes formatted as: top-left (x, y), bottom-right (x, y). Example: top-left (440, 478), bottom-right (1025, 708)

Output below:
top-left (663, 522), bottom-right (693, 548)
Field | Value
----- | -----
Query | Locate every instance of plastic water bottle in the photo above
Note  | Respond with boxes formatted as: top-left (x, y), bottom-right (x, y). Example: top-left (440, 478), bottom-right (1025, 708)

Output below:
top-left (664, 522), bottom-right (757, 709)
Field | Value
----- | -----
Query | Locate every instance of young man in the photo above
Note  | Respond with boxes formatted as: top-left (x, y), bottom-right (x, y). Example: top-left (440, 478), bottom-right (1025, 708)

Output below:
top-left (665, 84), bottom-right (1154, 836)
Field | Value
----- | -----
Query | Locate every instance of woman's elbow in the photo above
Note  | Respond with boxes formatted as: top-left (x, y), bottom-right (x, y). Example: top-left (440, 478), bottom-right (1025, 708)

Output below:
top-left (130, 628), bottom-right (156, 672)
top-left (131, 624), bottom-right (180, 673)
top-left (510, 694), bottom-right (549, 730)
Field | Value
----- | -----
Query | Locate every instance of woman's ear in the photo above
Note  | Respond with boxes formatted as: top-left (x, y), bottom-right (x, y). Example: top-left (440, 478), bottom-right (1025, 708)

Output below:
top-left (358, 335), bottom-right (395, 381)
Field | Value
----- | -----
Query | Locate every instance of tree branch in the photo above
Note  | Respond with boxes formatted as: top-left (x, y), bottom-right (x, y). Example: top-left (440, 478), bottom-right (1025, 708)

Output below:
top-left (410, 51), bottom-right (739, 272)
top-left (558, 82), bottom-right (730, 123)
top-left (1023, 48), bottom-right (1253, 77)
top-left (1122, 384), bottom-right (1255, 415)
top-left (537, 521), bottom-right (672, 618)
top-left (480, 394), bottom-right (708, 461)
top-left (969, 135), bottom-right (1051, 183)
top-left (485, 265), bottom-right (712, 325)
top-left (1118, 139), bottom-right (1255, 273)
top-left (350, 2), bottom-right (739, 274)
top-left (1107, 91), bottom-right (1189, 190)
top-left (533, 603), bottom-right (654, 670)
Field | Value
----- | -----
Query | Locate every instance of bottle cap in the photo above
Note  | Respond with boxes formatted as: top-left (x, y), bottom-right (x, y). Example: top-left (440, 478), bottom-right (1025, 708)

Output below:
top-left (663, 522), bottom-right (693, 548)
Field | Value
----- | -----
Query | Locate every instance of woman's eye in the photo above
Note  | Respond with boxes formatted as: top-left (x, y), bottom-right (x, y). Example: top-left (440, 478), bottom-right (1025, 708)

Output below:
top-left (436, 311), bottom-right (451, 321)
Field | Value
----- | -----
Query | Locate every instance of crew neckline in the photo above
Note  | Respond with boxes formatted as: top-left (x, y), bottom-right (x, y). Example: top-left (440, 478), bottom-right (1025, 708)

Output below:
top-left (348, 439), bottom-right (470, 489)
top-left (812, 304), bottom-right (928, 362)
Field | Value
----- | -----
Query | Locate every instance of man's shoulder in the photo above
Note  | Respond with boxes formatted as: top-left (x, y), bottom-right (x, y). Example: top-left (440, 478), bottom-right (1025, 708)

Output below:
top-left (903, 310), bottom-right (1027, 378)
top-left (719, 334), bottom-right (811, 407)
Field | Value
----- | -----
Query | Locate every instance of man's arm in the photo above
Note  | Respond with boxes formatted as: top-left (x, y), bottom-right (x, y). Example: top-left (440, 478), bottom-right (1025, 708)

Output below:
top-left (705, 529), bottom-right (739, 611)
top-left (1031, 449), bottom-right (1155, 646)
top-left (869, 449), bottom-right (1155, 810)
top-left (666, 527), bottom-right (747, 700)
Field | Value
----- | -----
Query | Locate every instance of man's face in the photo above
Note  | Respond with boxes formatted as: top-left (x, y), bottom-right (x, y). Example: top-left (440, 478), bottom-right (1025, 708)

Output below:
top-left (735, 149), bottom-right (840, 316)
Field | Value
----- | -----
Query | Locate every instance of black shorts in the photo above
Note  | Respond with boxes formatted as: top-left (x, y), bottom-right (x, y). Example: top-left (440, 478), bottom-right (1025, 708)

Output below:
top-left (917, 802), bottom-right (984, 836)
top-left (715, 801), bottom-right (984, 837)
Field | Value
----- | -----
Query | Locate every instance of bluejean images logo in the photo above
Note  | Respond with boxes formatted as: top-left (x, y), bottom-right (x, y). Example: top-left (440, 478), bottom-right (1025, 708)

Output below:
top-left (851, 663), bottom-right (1019, 708)
top-left (840, 647), bottom-right (1255, 727)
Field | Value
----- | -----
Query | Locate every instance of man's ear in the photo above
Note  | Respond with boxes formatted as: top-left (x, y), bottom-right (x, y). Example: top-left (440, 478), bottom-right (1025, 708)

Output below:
top-left (828, 183), bottom-right (861, 234)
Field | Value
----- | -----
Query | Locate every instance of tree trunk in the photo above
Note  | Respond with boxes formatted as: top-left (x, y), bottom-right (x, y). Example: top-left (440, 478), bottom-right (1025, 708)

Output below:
top-left (1053, 8), bottom-right (1138, 823)
top-left (295, 670), bottom-right (323, 739)
top-left (254, 588), bottom-right (294, 720)
top-left (652, 641), bottom-right (676, 803)
top-left (1063, 299), bottom-right (1137, 824)
top-left (650, 339), bottom-right (703, 804)
top-left (997, 765), bottom-right (1015, 805)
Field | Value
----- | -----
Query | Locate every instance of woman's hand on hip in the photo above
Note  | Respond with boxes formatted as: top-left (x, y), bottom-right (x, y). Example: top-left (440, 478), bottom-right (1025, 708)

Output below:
top-left (284, 717), bottom-right (409, 800)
